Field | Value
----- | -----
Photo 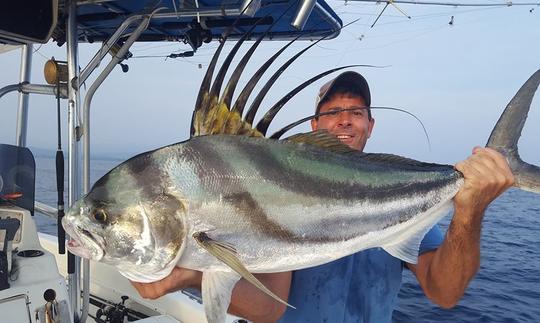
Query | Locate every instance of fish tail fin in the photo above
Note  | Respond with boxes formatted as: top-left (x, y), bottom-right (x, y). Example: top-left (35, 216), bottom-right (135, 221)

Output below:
top-left (486, 69), bottom-right (540, 194)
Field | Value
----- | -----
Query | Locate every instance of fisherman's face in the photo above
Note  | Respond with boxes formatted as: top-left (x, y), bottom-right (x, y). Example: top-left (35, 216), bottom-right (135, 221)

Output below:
top-left (311, 94), bottom-right (375, 151)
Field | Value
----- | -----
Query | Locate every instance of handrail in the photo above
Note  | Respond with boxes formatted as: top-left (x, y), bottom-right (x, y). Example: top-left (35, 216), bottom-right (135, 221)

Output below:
top-left (79, 9), bottom-right (159, 323)
top-left (35, 201), bottom-right (58, 219)
top-left (0, 83), bottom-right (68, 100)
top-left (16, 44), bottom-right (32, 147)
top-left (0, 84), bottom-right (20, 99)
top-left (81, 12), bottom-right (154, 194)
top-left (78, 14), bottom-right (146, 86)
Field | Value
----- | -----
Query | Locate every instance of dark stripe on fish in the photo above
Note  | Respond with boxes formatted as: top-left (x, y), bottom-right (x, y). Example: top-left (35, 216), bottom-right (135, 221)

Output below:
top-left (233, 137), bottom-right (459, 202)
top-left (224, 191), bottom-right (359, 243)
top-left (88, 151), bottom-right (166, 206)
top-left (125, 152), bottom-right (167, 197)
top-left (223, 191), bottom-right (298, 241)
top-left (183, 140), bottom-right (241, 192)
top-left (223, 190), bottom-right (429, 243)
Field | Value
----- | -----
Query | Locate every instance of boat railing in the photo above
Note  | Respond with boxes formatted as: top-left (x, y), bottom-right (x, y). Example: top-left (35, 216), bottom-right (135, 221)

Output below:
top-left (35, 201), bottom-right (58, 220)
top-left (0, 83), bottom-right (68, 100)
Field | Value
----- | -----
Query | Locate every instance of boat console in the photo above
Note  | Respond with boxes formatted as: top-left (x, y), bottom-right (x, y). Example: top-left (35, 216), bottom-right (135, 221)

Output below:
top-left (0, 144), bottom-right (71, 323)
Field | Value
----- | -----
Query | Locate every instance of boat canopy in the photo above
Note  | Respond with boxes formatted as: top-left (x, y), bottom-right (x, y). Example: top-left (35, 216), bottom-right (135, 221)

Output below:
top-left (1, 0), bottom-right (342, 49)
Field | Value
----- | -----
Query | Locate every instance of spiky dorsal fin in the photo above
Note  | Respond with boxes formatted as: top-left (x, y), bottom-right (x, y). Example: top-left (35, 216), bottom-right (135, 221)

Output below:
top-left (190, 14), bottom-right (351, 139)
top-left (190, 29), bottom-right (265, 138)
top-left (284, 130), bottom-right (357, 154)
top-left (190, 15), bottom-right (276, 138)
top-left (357, 153), bottom-right (454, 170)
top-left (195, 101), bottom-right (264, 137)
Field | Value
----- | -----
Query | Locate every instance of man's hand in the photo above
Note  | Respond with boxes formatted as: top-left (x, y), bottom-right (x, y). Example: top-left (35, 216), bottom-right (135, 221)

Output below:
top-left (130, 267), bottom-right (202, 299)
top-left (454, 147), bottom-right (515, 225)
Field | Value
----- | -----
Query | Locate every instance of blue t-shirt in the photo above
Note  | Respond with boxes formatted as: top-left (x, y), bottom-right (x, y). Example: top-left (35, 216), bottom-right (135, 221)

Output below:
top-left (279, 226), bottom-right (444, 323)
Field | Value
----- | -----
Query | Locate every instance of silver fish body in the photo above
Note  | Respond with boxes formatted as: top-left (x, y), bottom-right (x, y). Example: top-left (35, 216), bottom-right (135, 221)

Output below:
top-left (173, 135), bottom-right (462, 272)
top-left (63, 134), bottom-right (462, 280)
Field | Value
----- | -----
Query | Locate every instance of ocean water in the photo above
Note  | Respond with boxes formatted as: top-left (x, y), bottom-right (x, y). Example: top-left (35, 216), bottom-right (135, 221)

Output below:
top-left (32, 156), bottom-right (540, 322)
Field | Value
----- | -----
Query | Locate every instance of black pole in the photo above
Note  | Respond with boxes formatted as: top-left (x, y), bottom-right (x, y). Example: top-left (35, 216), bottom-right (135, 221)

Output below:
top-left (55, 66), bottom-right (67, 254)
top-left (56, 150), bottom-right (65, 254)
top-left (68, 252), bottom-right (75, 274)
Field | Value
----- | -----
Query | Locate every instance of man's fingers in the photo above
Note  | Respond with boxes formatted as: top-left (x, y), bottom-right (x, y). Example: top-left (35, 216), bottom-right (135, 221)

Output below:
top-left (455, 147), bottom-right (515, 198)
top-left (483, 148), bottom-right (515, 181)
top-left (474, 148), bottom-right (515, 187)
top-left (459, 148), bottom-right (510, 176)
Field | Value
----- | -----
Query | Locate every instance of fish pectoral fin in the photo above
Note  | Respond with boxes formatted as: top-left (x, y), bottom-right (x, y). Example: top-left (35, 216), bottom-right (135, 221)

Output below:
top-left (193, 231), bottom-right (295, 309)
top-left (201, 271), bottom-right (241, 323)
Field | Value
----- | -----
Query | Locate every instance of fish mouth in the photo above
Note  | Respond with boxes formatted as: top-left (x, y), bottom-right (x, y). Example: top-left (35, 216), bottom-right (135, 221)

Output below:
top-left (65, 226), bottom-right (105, 261)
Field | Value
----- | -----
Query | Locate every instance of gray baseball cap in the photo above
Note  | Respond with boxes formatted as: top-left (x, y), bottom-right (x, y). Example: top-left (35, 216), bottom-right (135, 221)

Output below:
top-left (315, 71), bottom-right (371, 114)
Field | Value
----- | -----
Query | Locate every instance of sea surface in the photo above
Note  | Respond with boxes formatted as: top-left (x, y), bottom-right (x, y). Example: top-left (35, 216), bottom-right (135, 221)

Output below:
top-left (33, 156), bottom-right (540, 323)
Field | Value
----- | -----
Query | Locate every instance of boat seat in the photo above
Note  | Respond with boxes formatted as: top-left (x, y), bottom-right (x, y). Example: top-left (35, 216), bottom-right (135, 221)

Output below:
top-left (0, 217), bottom-right (20, 290)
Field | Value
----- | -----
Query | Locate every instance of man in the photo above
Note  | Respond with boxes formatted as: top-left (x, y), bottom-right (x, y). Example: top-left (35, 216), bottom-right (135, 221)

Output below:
top-left (131, 72), bottom-right (514, 322)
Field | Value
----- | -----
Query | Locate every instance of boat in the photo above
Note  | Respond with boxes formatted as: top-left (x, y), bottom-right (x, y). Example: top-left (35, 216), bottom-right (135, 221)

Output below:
top-left (0, 1), bottom-right (342, 322)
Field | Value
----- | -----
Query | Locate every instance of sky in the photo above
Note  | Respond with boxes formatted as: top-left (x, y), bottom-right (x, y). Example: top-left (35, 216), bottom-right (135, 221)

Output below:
top-left (1, 1), bottom-right (539, 166)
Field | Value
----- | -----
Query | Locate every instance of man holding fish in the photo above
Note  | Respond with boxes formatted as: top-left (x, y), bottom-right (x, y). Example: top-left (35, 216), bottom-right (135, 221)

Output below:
top-left (130, 71), bottom-right (515, 322)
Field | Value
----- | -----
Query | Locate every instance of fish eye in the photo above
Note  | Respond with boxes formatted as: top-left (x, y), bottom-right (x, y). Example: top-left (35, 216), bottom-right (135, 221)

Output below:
top-left (93, 209), bottom-right (108, 223)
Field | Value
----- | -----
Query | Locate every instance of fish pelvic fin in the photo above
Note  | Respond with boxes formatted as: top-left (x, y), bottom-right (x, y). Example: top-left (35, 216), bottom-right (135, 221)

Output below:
top-left (193, 231), bottom-right (295, 310)
top-left (486, 69), bottom-right (540, 194)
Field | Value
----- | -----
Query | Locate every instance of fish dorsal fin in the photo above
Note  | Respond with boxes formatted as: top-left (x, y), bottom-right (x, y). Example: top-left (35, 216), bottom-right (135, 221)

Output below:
top-left (284, 130), bottom-right (357, 154)
top-left (193, 100), bottom-right (264, 137)
top-left (357, 153), bottom-right (454, 171)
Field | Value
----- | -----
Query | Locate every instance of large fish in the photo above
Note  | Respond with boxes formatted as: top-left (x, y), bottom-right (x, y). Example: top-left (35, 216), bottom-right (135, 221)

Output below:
top-left (62, 22), bottom-right (540, 323)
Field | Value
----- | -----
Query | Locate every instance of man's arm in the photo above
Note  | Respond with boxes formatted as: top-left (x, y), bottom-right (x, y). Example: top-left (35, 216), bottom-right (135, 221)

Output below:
top-left (408, 147), bottom-right (514, 308)
top-left (131, 268), bottom-right (291, 322)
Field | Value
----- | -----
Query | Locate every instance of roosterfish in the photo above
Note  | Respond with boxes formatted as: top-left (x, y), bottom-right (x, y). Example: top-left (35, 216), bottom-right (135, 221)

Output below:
top-left (62, 20), bottom-right (540, 323)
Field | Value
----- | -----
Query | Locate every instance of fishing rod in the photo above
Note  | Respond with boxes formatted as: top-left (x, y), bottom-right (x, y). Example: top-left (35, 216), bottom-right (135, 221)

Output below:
top-left (55, 66), bottom-right (66, 256)
top-left (44, 58), bottom-right (67, 255)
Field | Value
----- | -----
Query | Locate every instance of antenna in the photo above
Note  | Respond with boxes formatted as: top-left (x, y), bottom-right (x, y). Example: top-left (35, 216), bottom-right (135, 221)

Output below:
top-left (371, 1), bottom-right (411, 28)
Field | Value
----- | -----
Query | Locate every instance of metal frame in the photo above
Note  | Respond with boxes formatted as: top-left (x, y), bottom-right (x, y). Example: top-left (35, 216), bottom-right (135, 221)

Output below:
top-left (0, 83), bottom-right (68, 100)
top-left (15, 45), bottom-right (32, 147)
top-left (65, 0), bottom-right (82, 320)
